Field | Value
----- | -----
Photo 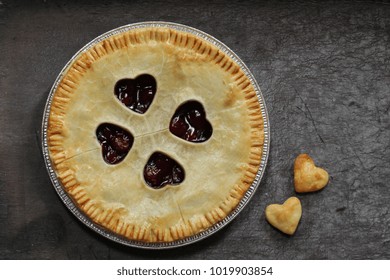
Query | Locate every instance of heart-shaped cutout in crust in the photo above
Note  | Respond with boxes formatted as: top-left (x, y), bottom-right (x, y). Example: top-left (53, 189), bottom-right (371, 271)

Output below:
top-left (96, 123), bottom-right (134, 165)
top-left (143, 152), bottom-right (185, 189)
top-left (294, 154), bottom-right (329, 193)
top-left (114, 74), bottom-right (156, 114)
top-left (265, 197), bottom-right (302, 235)
top-left (169, 100), bottom-right (213, 143)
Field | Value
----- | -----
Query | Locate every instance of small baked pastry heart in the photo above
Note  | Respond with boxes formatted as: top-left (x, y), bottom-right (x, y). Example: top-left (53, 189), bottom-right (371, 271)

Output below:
top-left (265, 197), bottom-right (302, 235)
top-left (294, 154), bottom-right (329, 193)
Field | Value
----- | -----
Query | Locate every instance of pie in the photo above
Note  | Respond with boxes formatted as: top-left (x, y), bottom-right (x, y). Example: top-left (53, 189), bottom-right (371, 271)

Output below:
top-left (46, 24), bottom-right (265, 243)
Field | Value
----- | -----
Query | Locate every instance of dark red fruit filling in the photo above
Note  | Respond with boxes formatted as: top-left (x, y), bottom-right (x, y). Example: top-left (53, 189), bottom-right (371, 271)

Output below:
top-left (144, 152), bottom-right (185, 189)
top-left (114, 74), bottom-right (156, 114)
top-left (169, 100), bottom-right (212, 142)
top-left (96, 123), bottom-right (134, 164)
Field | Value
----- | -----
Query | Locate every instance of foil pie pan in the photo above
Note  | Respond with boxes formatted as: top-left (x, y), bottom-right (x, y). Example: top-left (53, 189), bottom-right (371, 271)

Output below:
top-left (41, 21), bottom-right (270, 249)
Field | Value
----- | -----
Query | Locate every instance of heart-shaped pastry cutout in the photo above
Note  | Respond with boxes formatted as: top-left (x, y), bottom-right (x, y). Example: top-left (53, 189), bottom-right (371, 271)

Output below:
top-left (143, 152), bottom-right (185, 189)
top-left (265, 197), bottom-right (302, 235)
top-left (294, 154), bottom-right (329, 193)
top-left (169, 100), bottom-right (213, 143)
top-left (114, 74), bottom-right (156, 114)
top-left (96, 123), bottom-right (134, 164)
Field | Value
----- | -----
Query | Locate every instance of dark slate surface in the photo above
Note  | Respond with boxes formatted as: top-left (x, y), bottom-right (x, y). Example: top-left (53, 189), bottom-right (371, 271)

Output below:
top-left (1, 0), bottom-right (389, 260)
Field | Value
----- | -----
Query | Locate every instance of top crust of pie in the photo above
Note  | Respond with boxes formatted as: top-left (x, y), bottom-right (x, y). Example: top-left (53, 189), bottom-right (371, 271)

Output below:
top-left (47, 26), bottom-right (265, 243)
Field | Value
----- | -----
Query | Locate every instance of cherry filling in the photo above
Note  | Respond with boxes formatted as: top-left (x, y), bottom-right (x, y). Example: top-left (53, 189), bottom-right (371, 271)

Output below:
top-left (169, 100), bottom-right (213, 143)
top-left (144, 152), bottom-right (185, 189)
top-left (96, 123), bottom-right (134, 164)
top-left (114, 74), bottom-right (157, 114)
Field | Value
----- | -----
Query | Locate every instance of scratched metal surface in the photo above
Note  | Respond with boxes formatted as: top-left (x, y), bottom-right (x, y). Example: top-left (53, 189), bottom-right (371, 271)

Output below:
top-left (0, 0), bottom-right (389, 259)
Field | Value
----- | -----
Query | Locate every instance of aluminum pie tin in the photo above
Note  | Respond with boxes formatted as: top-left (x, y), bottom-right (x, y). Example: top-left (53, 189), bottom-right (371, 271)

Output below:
top-left (41, 21), bottom-right (270, 249)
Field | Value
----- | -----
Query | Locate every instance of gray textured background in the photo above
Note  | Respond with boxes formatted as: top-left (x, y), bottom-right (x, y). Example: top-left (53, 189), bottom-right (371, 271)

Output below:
top-left (1, 0), bottom-right (389, 259)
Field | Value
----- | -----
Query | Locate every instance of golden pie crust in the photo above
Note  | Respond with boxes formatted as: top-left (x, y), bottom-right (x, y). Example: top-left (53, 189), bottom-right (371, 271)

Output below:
top-left (47, 26), bottom-right (265, 243)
